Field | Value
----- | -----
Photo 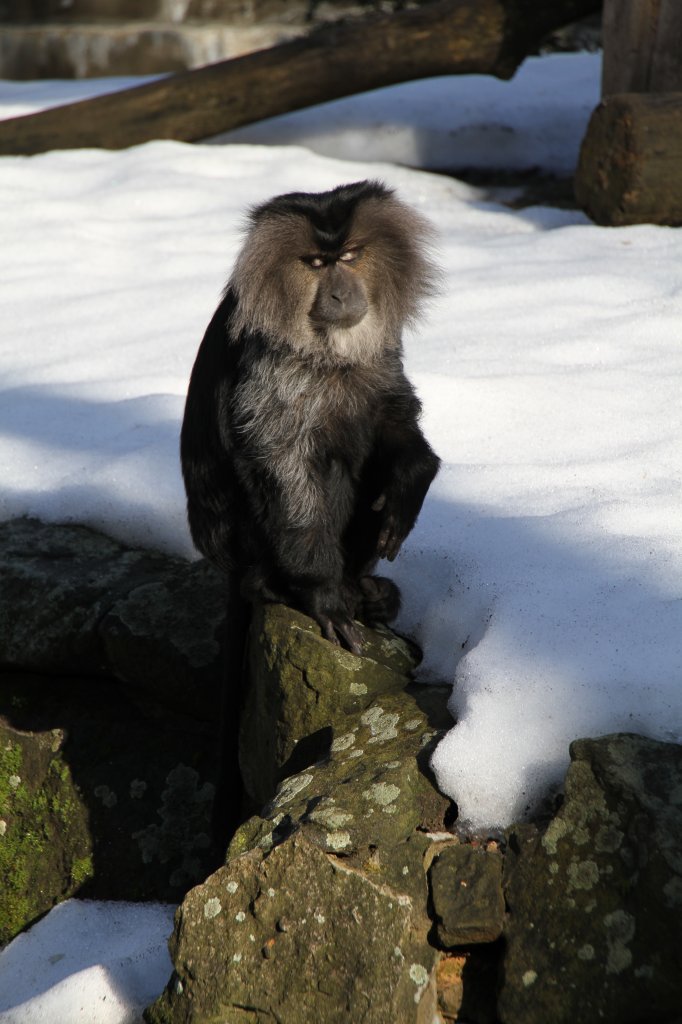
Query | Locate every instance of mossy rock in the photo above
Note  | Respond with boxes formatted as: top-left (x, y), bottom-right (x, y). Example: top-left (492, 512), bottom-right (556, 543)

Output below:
top-left (0, 670), bottom-right (221, 945)
top-left (146, 833), bottom-right (440, 1024)
top-left (239, 602), bottom-right (422, 808)
top-left (0, 721), bottom-right (91, 946)
top-left (499, 733), bottom-right (682, 1024)
top-left (231, 679), bottom-right (453, 900)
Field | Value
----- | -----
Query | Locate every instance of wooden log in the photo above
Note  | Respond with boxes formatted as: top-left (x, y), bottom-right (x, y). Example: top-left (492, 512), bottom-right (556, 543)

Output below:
top-left (574, 91), bottom-right (682, 226)
top-left (0, 0), bottom-right (600, 156)
top-left (602, 0), bottom-right (682, 96)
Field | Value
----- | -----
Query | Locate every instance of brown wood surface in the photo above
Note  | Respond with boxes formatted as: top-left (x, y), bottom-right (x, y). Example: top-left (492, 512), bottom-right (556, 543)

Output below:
top-left (575, 91), bottom-right (682, 226)
top-left (602, 0), bottom-right (682, 95)
top-left (0, 0), bottom-right (600, 156)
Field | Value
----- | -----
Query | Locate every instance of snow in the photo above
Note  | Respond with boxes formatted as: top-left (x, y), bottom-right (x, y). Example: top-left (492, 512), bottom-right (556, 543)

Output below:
top-left (0, 901), bottom-right (175, 1022)
top-left (1, 50), bottom-right (682, 1021)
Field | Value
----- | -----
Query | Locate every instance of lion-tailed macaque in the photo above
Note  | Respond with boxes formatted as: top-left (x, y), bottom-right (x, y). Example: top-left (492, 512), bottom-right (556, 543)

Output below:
top-left (180, 180), bottom-right (440, 851)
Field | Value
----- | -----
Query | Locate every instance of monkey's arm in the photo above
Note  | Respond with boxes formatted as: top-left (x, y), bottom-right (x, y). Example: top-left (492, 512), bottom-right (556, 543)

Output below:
top-left (373, 386), bottom-right (440, 562)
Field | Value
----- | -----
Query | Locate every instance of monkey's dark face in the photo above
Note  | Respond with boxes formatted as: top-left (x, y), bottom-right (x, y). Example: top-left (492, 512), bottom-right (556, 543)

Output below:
top-left (230, 180), bottom-right (436, 367)
top-left (307, 251), bottom-right (370, 331)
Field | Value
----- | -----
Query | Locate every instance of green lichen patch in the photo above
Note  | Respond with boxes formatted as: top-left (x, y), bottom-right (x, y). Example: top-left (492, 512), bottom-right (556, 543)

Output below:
top-left (229, 684), bottom-right (452, 913)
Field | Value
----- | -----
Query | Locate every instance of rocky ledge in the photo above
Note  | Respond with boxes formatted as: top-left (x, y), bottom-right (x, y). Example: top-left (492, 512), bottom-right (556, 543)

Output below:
top-left (1, 518), bottom-right (680, 1023)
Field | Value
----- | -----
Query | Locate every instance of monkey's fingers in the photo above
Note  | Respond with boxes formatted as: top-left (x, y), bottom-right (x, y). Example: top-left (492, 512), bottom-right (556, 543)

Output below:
top-left (377, 517), bottom-right (405, 562)
top-left (385, 535), bottom-right (404, 562)
top-left (376, 521), bottom-right (394, 557)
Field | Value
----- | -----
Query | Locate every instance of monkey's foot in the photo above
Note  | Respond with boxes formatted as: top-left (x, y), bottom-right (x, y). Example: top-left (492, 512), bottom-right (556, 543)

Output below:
top-left (358, 575), bottom-right (401, 624)
top-left (318, 611), bottom-right (363, 657)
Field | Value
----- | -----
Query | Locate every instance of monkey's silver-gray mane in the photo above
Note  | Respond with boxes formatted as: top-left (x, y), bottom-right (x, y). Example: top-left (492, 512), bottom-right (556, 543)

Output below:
top-left (229, 180), bottom-right (437, 366)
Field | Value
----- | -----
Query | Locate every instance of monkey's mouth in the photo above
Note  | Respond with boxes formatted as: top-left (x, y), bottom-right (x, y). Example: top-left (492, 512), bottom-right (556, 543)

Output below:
top-left (310, 313), bottom-right (367, 335)
top-left (308, 264), bottom-right (371, 331)
top-left (309, 301), bottom-right (369, 333)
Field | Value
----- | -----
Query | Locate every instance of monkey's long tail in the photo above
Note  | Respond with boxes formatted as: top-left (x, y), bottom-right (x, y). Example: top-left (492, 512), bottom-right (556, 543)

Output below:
top-left (210, 581), bottom-right (251, 863)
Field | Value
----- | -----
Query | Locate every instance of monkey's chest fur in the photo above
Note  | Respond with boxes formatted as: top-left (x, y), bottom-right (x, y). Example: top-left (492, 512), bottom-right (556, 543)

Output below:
top-left (231, 344), bottom-right (387, 532)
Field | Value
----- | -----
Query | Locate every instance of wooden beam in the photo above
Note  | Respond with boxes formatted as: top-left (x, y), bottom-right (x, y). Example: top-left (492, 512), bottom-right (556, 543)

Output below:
top-left (0, 0), bottom-right (600, 156)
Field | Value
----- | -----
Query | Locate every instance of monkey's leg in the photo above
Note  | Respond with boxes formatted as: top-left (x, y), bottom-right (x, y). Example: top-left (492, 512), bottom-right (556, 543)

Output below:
top-left (341, 496), bottom-right (402, 625)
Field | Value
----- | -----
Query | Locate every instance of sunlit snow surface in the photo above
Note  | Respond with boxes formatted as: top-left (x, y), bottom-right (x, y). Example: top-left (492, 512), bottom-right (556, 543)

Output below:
top-left (1, 51), bottom-right (682, 1022)
top-left (0, 901), bottom-right (174, 1023)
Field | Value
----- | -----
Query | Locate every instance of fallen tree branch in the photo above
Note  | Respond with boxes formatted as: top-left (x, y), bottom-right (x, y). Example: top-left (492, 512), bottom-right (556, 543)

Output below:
top-left (0, 0), bottom-right (600, 156)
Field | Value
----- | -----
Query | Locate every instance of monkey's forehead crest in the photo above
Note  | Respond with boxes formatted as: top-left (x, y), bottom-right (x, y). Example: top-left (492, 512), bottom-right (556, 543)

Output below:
top-left (249, 180), bottom-right (394, 249)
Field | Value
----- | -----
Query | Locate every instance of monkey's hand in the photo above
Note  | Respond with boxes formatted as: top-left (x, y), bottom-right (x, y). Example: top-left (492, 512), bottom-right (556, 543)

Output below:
top-left (372, 492), bottom-right (408, 561)
top-left (376, 510), bottom-right (408, 562)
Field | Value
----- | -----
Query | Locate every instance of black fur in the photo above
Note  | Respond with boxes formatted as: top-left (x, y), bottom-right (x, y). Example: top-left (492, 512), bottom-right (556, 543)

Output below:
top-left (180, 181), bottom-right (440, 851)
top-left (181, 290), bottom-right (439, 645)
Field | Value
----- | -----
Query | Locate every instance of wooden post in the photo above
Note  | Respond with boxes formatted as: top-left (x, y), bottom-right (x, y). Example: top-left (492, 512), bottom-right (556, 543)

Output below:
top-left (576, 0), bottom-right (682, 225)
top-left (574, 92), bottom-right (682, 226)
top-left (602, 0), bottom-right (682, 95)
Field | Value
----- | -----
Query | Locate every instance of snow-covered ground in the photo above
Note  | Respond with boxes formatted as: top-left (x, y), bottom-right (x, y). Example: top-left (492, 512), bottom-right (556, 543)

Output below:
top-left (0, 901), bottom-right (175, 1023)
top-left (2, 51), bottom-right (682, 1022)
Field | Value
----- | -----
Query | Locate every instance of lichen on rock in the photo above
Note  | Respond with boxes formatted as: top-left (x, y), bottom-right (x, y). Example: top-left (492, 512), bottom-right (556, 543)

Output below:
top-left (500, 733), bottom-right (682, 1024)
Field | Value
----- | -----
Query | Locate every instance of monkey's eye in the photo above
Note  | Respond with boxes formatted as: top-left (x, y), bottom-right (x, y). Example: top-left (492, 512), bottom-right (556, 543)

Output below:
top-left (338, 250), bottom-right (358, 263)
top-left (305, 255), bottom-right (325, 269)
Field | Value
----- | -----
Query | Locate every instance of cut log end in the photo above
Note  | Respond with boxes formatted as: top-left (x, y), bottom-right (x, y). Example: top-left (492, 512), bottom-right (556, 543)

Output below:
top-left (575, 92), bottom-right (682, 227)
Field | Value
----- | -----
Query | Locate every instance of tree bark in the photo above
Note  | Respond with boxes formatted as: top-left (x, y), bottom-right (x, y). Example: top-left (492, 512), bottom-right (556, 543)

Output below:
top-left (574, 91), bottom-right (682, 226)
top-left (0, 0), bottom-right (600, 156)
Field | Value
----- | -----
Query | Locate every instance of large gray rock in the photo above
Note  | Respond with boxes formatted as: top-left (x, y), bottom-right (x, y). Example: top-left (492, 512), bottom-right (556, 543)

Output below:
top-left (499, 733), bottom-right (682, 1024)
top-left (0, 518), bottom-right (225, 714)
top-left (0, 518), bottom-right (227, 943)
top-left (232, 682), bottom-right (453, 894)
top-left (146, 833), bottom-right (440, 1024)
top-left (239, 601), bottom-right (421, 808)
top-left (0, 668), bottom-right (219, 946)
top-left (147, 600), bottom-right (456, 1023)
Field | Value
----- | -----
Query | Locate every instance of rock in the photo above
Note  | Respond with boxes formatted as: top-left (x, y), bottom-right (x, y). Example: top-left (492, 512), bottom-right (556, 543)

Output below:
top-left (0, 712), bottom-right (90, 947)
top-left (499, 733), bottom-right (682, 1024)
top-left (239, 602), bottom-right (421, 808)
top-left (231, 682), bottom-right (453, 897)
top-left (0, 518), bottom-right (226, 715)
top-left (436, 954), bottom-right (466, 1020)
top-left (430, 842), bottom-right (505, 946)
top-left (147, 604), bottom-right (455, 1023)
top-left (0, 669), bottom-right (220, 945)
top-left (146, 833), bottom-right (440, 1024)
